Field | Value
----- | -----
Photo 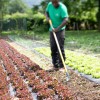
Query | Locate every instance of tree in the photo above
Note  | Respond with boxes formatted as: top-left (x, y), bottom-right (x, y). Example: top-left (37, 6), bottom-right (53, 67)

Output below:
top-left (0, 0), bottom-right (29, 33)
top-left (40, 0), bottom-right (49, 13)
top-left (96, 0), bottom-right (100, 31)
top-left (62, 0), bottom-right (98, 30)
top-left (32, 5), bottom-right (39, 14)
top-left (7, 0), bottom-right (28, 14)
top-left (0, 0), bottom-right (9, 33)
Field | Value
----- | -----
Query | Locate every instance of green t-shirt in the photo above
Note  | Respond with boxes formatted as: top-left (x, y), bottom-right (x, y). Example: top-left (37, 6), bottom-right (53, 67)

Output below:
top-left (46, 2), bottom-right (68, 31)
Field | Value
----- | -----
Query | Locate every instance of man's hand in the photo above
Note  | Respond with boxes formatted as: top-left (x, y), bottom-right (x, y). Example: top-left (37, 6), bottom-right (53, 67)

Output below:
top-left (52, 27), bottom-right (59, 32)
top-left (46, 17), bottom-right (50, 22)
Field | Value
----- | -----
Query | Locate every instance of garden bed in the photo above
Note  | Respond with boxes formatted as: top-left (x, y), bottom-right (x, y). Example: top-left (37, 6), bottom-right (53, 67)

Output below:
top-left (0, 39), bottom-right (73, 99)
top-left (1, 36), bottom-right (100, 99)
top-left (35, 47), bottom-right (100, 81)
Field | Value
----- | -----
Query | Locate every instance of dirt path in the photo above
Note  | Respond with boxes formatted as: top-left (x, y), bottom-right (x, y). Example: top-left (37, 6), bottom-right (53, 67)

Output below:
top-left (7, 39), bottom-right (100, 100)
top-left (8, 41), bottom-right (52, 70)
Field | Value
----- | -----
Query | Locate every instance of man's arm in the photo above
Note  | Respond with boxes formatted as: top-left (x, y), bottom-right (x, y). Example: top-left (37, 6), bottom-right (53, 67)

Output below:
top-left (54, 17), bottom-right (68, 32)
top-left (45, 12), bottom-right (50, 21)
top-left (58, 17), bottom-right (68, 30)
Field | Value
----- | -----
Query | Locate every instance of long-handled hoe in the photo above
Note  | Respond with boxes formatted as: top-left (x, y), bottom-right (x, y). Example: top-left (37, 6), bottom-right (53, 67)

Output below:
top-left (49, 20), bottom-right (70, 81)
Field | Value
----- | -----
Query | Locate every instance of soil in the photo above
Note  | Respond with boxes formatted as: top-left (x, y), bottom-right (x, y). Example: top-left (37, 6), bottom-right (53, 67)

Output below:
top-left (1, 36), bottom-right (100, 100)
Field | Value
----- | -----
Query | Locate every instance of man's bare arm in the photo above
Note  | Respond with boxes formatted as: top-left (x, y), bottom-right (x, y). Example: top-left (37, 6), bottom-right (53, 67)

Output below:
top-left (52, 17), bottom-right (68, 32)
top-left (57, 17), bottom-right (68, 30)
top-left (45, 12), bottom-right (50, 21)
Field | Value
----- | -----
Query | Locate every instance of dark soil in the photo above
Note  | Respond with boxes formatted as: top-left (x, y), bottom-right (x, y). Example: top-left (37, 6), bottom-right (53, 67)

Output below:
top-left (49, 70), bottom-right (100, 100)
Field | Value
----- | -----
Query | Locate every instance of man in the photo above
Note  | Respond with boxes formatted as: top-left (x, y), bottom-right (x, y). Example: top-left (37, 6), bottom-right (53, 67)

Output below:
top-left (46, 0), bottom-right (68, 71)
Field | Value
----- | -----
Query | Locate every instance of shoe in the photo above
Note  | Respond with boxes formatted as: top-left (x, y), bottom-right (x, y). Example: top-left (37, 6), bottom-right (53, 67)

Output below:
top-left (54, 67), bottom-right (59, 71)
top-left (59, 68), bottom-right (65, 72)
top-left (46, 67), bottom-right (59, 72)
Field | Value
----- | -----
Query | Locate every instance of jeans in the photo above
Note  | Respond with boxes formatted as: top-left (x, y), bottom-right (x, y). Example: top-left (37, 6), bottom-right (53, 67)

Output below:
top-left (50, 29), bottom-right (66, 68)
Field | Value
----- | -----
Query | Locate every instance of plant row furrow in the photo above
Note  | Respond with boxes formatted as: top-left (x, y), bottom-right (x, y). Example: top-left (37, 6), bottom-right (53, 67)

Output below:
top-left (0, 39), bottom-right (73, 100)
top-left (0, 43), bottom-right (33, 100)
top-left (0, 63), bottom-right (11, 100)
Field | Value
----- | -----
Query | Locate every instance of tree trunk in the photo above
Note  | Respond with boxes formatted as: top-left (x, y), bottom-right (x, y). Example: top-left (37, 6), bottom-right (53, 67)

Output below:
top-left (0, 5), bottom-right (4, 34)
top-left (0, 10), bottom-right (3, 34)
top-left (97, 0), bottom-right (100, 31)
top-left (98, 0), bottom-right (100, 31)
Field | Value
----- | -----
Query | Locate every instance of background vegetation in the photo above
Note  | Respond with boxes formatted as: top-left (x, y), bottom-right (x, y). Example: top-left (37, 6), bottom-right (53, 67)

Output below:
top-left (0, 0), bottom-right (100, 33)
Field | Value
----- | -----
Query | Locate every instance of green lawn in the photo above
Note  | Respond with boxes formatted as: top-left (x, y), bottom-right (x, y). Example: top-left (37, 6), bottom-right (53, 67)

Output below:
top-left (2, 30), bottom-right (100, 56)
top-left (29, 30), bottom-right (100, 56)
top-left (65, 30), bottom-right (100, 53)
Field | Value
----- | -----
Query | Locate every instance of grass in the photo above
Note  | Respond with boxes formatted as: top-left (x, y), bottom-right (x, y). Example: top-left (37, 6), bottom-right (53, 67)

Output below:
top-left (1, 30), bottom-right (27, 36)
top-left (27, 29), bottom-right (100, 55)
top-left (1, 29), bottom-right (100, 56)
top-left (65, 30), bottom-right (100, 53)
top-left (1, 31), bottom-right (14, 36)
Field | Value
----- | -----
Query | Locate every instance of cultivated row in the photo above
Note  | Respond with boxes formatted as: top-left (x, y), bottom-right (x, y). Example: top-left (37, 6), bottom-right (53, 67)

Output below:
top-left (0, 39), bottom-right (73, 100)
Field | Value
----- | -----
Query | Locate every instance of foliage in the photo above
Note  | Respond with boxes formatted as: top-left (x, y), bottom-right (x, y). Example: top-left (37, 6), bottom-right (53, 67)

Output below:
top-left (4, 12), bottom-right (28, 20)
top-left (62, 0), bottom-right (98, 21)
top-left (96, 0), bottom-right (100, 31)
top-left (32, 5), bottom-right (39, 13)
top-left (7, 0), bottom-right (28, 14)
top-left (1, 0), bottom-right (99, 31)
top-left (0, 0), bottom-right (29, 33)
top-left (30, 12), bottom-right (46, 29)
top-left (0, 0), bottom-right (9, 13)
top-left (0, 0), bottom-right (9, 33)
top-left (3, 12), bottom-right (28, 32)
top-left (33, 12), bottom-right (45, 21)
top-left (40, 0), bottom-right (49, 13)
